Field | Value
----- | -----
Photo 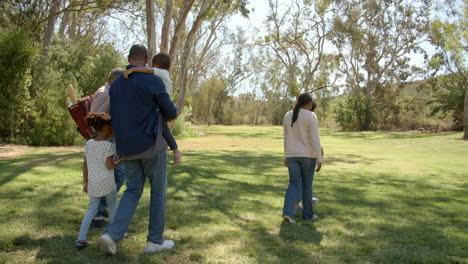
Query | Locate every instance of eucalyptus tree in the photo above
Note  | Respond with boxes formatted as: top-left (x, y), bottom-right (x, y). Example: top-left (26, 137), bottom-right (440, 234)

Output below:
top-left (147, 0), bottom-right (249, 113)
top-left (329, 0), bottom-right (432, 130)
top-left (263, 0), bottom-right (337, 98)
top-left (428, 0), bottom-right (467, 138)
top-left (0, 0), bottom-right (139, 48)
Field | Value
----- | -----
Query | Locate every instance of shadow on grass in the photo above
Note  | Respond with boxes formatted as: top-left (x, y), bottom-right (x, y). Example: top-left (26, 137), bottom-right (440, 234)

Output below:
top-left (318, 171), bottom-right (468, 263)
top-left (152, 150), bottom-right (324, 263)
top-left (7, 234), bottom-right (135, 264)
top-left (129, 151), bottom-right (288, 228)
top-left (2, 140), bottom-right (467, 263)
top-left (279, 221), bottom-right (322, 244)
top-left (0, 151), bottom-right (82, 187)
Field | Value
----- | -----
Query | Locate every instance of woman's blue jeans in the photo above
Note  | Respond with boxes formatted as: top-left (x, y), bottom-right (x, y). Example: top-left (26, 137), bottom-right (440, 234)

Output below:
top-left (283, 157), bottom-right (317, 220)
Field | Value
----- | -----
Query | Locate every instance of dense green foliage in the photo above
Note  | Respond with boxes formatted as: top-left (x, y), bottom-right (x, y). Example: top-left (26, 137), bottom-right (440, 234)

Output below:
top-left (1, 126), bottom-right (466, 263)
top-left (428, 75), bottom-right (466, 130)
top-left (0, 0), bottom-right (466, 145)
top-left (0, 29), bottom-right (38, 142)
top-left (0, 28), bottom-right (125, 145)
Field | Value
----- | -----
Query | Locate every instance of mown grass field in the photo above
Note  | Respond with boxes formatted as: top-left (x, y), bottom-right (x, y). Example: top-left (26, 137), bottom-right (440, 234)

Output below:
top-left (0, 126), bottom-right (467, 264)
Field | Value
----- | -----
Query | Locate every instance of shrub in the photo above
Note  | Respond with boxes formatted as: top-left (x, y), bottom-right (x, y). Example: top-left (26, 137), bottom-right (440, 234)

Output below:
top-left (333, 93), bottom-right (374, 130)
top-left (25, 38), bottom-right (125, 145)
top-left (1, 34), bottom-right (125, 145)
top-left (0, 28), bottom-right (38, 142)
top-left (172, 106), bottom-right (202, 138)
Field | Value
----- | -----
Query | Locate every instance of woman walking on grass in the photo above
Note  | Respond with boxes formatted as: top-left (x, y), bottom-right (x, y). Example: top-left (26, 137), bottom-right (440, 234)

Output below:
top-left (282, 93), bottom-right (323, 223)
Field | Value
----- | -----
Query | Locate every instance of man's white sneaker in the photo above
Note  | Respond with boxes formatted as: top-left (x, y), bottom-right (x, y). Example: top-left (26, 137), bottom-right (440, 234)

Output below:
top-left (98, 234), bottom-right (116, 255)
top-left (312, 197), bottom-right (320, 204)
top-left (144, 240), bottom-right (175, 253)
top-left (283, 215), bottom-right (296, 224)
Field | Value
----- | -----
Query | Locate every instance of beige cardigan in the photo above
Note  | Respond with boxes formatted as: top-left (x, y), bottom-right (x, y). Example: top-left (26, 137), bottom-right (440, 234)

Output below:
top-left (283, 108), bottom-right (322, 162)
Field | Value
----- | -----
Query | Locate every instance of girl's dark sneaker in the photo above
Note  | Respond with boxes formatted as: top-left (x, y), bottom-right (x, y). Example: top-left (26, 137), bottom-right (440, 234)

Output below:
top-left (74, 240), bottom-right (89, 249)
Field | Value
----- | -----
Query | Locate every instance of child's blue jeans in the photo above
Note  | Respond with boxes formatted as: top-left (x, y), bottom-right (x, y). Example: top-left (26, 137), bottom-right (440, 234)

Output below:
top-left (78, 190), bottom-right (117, 241)
top-left (95, 164), bottom-right (125, 218)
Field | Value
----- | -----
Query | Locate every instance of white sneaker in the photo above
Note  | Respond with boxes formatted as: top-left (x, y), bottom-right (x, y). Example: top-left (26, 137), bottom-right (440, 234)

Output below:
top-left (312, 215), bottom-right (319, 221)
top-left (98, 234), bottom-right (116, 255)
top-left (144, 240), bottom-right (175, 253)
top-left (283, 215), bottom-right (296, 224)
top-left (312, 197), bottom-right (320, 204)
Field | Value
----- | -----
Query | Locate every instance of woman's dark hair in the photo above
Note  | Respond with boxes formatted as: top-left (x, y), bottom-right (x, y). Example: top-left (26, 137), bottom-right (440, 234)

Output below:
top-left (85, 112), bottom-right (111, 132)
top-left (291, 93), bottom-right (313, 127)
top-left (311, 101), bottom-right (317, 112)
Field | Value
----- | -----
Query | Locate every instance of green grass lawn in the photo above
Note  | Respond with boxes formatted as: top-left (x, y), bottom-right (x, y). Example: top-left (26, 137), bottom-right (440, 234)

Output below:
top-left (0, 126), bottom-right (467, 264)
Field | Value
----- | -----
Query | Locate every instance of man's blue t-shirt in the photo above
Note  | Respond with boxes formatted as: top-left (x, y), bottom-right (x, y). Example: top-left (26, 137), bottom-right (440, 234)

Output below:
top-left (109, 65), bottom-right (178, 156)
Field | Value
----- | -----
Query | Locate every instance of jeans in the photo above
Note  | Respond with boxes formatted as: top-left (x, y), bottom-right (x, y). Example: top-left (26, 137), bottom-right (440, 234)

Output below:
top-left (283, 157), bottom-right (317, 220)
top-left (105, 148), bottom-right (167, 244)
top-left (78, 190), bottom-right (117, 241)
top-left (95, 158), bottom-right (126, 218)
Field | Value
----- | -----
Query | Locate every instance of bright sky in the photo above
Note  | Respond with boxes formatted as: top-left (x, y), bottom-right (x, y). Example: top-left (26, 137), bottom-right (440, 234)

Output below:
top-left (230, 0), bottom-right (271, 37)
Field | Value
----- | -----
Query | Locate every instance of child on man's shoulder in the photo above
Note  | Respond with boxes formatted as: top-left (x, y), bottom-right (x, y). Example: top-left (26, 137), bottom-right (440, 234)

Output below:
top-left (123, 53), bottom-right (182, 166)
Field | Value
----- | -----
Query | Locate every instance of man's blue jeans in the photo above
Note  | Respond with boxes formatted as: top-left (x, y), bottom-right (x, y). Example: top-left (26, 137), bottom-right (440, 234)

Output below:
top-left (283, 157), bottom-right (317, 220)
top-left (95, 163), bottom-right (126, 218)
top-left (105, 149), bottom-right (168, 244)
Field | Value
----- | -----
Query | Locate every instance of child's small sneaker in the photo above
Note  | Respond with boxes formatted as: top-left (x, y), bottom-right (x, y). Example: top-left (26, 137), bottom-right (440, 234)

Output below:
top-left (144, 240), bottom-right (175, 253)
top-left (74, 240), bottom-right (88, 249)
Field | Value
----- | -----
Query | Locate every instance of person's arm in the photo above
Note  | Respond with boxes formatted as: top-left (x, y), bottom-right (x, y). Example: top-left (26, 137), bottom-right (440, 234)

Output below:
top-left (162, 118), bottom-right (178, 150)
top-left (106, 155), bottom-right (122, 169)
top-left (106, 143), bottom-right (121, 169)
top-left (123, 67), bottom-right (154, 79)
top-left (83, 156), bottom-right (88, 193)
top-left (283, 115), bottom-right (288, 167)
top-left (309, 112), bottom-right (322, 172)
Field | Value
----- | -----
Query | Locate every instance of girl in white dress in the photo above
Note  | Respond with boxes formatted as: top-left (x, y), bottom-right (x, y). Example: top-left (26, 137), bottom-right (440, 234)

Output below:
top-left (75, 112), bottom-right (122, 249)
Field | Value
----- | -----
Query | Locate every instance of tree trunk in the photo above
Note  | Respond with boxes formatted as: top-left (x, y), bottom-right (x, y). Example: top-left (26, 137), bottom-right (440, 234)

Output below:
top-left (464, 80), bottom-right (468, 139)
top-left (58, 3), bottom-right (70, 37)
top-left (43, 0), bottom-right (62, 51)
top-left (175, 0), bottom-right (213, 113)
top-left (146, 0), bottom-right (157, 64)
top-left (169, 0), bottom-right (196, 63)
top-left (160, 0), bottom-right (173, 53)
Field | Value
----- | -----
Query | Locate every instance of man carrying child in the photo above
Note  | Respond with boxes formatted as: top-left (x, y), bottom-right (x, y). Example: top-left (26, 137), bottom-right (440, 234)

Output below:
top-left (99, 44), bottom-right (178, 254)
